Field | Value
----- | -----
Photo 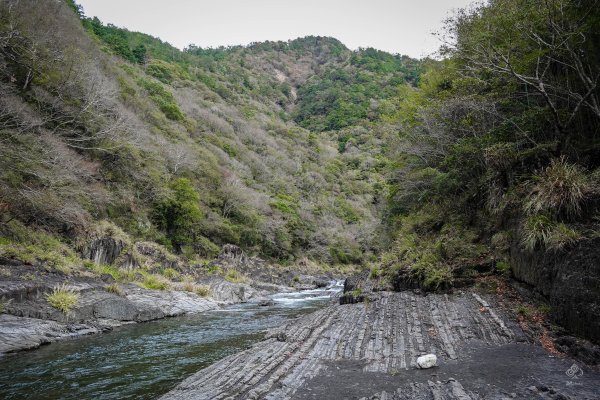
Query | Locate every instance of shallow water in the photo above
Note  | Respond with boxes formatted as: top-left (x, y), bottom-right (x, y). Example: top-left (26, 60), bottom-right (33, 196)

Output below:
top-left (0, 282), bottom-right (343, 399)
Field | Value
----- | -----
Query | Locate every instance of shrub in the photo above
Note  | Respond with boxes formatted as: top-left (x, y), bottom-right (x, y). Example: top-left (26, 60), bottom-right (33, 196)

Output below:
top-left (182, 281), bottom-right (196, 292)
top-left (0, 299), bottom-right (11, 314)
top-left (368, 266), bottom-right (381, 279)
top-left (153, 178), bottom-right (203, 252)
top-left (207, 264), bottom-right (223, 275)
top-left (0, 222), bottom-right (79, 274)
top-left (495, 260), bottom-right (510, 275)
top-left (137, 78), bottom-right (185, 121)
top-left (46, 285), bottom-right (80, 313)
top-left (521, 216), bottom-right (582, 251)
top-left (196, 285), bottom-right (210, 297)
top-left (525, 158), bottom-right (594, 218)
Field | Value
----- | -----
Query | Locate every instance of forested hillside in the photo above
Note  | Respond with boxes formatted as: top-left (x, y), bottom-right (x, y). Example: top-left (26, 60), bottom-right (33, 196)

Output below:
top-left (1, 0), bottom-right (599, 304)
top-left (0, 0), bottom-right (420, 272)
top-left (377, 0), bottom-right (600, 294)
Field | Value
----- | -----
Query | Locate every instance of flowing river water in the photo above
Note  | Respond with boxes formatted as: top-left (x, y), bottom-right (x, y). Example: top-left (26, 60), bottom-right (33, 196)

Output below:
top-left (0, 282), bottom-right (344, 399)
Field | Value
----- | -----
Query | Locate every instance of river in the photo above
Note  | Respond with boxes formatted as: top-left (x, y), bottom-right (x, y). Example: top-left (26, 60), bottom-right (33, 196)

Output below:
top-left (0, 282), bottom-right (343, 399)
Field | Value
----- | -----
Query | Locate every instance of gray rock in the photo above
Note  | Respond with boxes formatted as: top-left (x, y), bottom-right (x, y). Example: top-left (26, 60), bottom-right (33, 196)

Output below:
top-left (208, 279), bottom-right (262, 304)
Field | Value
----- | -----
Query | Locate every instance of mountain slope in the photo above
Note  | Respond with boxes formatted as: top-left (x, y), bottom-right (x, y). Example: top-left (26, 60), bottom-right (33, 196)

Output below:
top-left (0, 0), bottom-right (420, 271)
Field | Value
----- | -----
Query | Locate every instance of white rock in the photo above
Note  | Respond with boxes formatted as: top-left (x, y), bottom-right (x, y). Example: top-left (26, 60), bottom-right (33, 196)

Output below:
top-left (416, 354), bottom-right (437, 369)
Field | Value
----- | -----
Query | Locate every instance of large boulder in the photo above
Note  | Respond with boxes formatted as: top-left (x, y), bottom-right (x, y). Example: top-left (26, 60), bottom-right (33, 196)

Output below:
top-left (208, 279), bottom-right (262, 304)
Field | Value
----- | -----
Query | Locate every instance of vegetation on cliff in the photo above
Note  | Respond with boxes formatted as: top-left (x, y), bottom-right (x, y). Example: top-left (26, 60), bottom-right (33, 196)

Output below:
top-left (379, 0), bottom-right (600, 290)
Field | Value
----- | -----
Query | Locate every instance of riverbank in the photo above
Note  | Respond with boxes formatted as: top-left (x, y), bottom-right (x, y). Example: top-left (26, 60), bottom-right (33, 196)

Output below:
top-left (0, 285), bottom-right (343, 399)
top-left (0, 244), bottom-right (343, 356)
top-left (161, 290), bottom-right (600, 400)
top-left (0, 277), bottom-right (338, 355)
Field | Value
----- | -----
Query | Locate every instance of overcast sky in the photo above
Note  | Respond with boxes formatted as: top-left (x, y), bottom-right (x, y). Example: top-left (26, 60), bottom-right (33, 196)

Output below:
top-left (77, 0), bottom-right (475, 58)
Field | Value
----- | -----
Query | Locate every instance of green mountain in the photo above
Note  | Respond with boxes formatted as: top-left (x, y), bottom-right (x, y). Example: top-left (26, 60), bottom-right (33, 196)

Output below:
top-left (0, 0), bottom-right (420, 271)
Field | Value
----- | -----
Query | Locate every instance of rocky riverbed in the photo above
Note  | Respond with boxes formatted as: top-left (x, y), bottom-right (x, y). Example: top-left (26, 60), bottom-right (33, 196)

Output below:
top-left (161, 290), bottom-right (600, 400)
top-left (0, 275), bottom-right (303, 355)
top-left (0, 243), bottom-right (339, 356)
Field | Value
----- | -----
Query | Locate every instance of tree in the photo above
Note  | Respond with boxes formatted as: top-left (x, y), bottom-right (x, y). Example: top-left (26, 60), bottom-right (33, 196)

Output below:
top-left (132, 44), bottom-right (146, 65)
top-left (153, 178), bottom-right (203, 251)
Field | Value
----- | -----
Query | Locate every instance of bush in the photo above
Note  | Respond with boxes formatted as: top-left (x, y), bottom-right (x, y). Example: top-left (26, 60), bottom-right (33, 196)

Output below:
top-left (521, 214), bottom-right (554, 251)
top-left (137, 78), bottom-right (185, 121)
top-left (153, 178), bottom-right (203, 252)
top-left (196, 285), bottom-right (210, 297)
top-left (547, 223), bottom-right (582, 251)
top-left (521, 216), bottom-right (582, 251)
top-left (495, 260), bottom-right (510, 275)
top-left (368, 266), bottom-right (381, 279)
top-left (46, 285), bottom-right (80, 313)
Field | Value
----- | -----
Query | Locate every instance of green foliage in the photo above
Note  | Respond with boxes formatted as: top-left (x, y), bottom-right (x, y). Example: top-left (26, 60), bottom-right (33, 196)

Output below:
top-left (495, 260), bottom-right (510, 275)
top-left (525, 158), bottom-right (595, 218)
top-left (381, 0), bottom-right (600, 292)
top-left (153, 178), bottom-right (203, 252)
top-left (522, 207), bottom-right (583, 252)
top-left (270, 193), bottom-right (298, 215)
top-left (224, 269), bottom-right (246, 283)
top-left (137, 78), bottom-right (185, 121)
top-left (161, 267), bottom-right (180, 280)
top-left (140, 274), bottom-right (169, 290)
top-left (368, 266), bottom-right (381, 279)
top-left (0, 221), bottom-right (79, 274)
top-left (222, 143), bottom-right (237, 157)
top-left (46, 285), bottom-right (80, 313)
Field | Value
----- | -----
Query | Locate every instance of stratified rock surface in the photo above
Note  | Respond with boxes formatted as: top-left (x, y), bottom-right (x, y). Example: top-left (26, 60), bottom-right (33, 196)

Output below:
top-left (0, 282), bottom-right (219, 354)
top-left (161, 291), bottom-right (600, 400)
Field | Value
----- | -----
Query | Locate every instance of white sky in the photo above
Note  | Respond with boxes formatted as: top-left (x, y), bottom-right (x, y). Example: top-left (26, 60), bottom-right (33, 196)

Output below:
top-left (77, 0), bottom-right (475, 59)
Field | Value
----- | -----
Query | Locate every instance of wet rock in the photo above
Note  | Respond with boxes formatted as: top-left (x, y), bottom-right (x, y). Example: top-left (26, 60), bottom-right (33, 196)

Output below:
top-left (0, 284), bottom-right (220, 354)
top-left (258, 299), bottom-right (275, 307)
top-left (0, 314), bottom-right (101, 354)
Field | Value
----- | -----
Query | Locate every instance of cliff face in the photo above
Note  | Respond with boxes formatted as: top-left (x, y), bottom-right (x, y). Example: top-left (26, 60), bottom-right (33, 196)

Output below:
top-left (511, 234), bottom-right (600, 343)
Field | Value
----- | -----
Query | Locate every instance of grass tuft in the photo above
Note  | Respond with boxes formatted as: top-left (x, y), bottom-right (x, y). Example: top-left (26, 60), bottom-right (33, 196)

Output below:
top-left (105, 283), bottom-right (125, 297)
top-left (46, 284), bottom-right (80, 313)
top-left (525, 157), bottom-right (594, 217)
top-left (139, 274), bottom-right (169, 290)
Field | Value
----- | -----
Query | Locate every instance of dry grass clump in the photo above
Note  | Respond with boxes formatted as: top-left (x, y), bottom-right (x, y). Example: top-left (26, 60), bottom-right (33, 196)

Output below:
top-left (105, 283), bottom-right (126, 296)
top-left (525, 158), bottom-right (594, 218)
